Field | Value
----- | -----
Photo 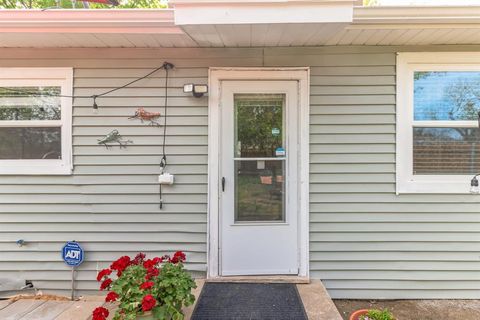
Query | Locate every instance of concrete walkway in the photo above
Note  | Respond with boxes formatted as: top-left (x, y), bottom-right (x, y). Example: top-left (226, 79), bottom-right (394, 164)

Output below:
top-left (0, 279), bottom-right (341, 320)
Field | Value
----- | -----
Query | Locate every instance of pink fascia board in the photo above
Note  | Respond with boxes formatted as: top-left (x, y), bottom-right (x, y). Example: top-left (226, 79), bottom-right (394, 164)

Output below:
top-left (0, 9), bottom-right (184, 34)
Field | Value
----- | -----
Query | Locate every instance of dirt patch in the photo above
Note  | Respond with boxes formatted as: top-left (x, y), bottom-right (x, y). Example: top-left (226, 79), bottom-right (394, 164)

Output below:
top-left (334, 299), bottom-right (480, 320)
top-left (9, 293), bottom-right (71, 302)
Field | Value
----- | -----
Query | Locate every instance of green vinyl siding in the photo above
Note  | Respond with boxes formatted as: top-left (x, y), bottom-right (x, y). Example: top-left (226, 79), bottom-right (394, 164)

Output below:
top-left (265, 46), bottom-right (480, 299)
top-left (0, 46), bottom-right (480, 298)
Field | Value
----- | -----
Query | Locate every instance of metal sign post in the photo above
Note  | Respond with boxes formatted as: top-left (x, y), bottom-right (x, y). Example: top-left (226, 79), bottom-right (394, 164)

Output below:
top-left (62, 241), bottom-right (84, 301)
top-left (71, 267), bottom-right (75, 301)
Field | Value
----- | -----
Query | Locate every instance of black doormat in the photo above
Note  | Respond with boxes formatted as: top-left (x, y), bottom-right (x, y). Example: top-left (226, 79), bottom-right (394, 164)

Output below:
top-left (191, 282), bottom-right (308, 320)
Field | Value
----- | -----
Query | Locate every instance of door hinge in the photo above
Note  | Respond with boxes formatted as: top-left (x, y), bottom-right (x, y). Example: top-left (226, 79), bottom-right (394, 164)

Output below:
top-left (221, 177), bottom-right (225, 192)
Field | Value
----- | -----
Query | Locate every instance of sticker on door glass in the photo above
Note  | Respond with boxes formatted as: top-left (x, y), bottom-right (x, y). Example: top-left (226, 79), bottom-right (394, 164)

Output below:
top-left (271, 128), bottom-right (280, 136)
top-left (275, 147), bottom-right (285, 157)
top-left (257, 160), bottom-right (265, 170)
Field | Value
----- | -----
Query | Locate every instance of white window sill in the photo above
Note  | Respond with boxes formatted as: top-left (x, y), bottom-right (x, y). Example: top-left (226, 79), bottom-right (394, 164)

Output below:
top-left (397, 178), bottom-right (476, 194)
top-left (0, 160), bottom-right (72, 175)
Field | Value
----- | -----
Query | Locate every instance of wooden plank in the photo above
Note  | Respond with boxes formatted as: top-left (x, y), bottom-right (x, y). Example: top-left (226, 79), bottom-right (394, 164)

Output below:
top-left (103, 301), bottom-right (119, 320)
top-left (0, 299), bottom-right (13, 310)
top-left (55, 301), bottom-right (101, 320)
top-left (0, 300), bottom-right (45, 320)
top-left (21, 301), bottom-right (73, 320)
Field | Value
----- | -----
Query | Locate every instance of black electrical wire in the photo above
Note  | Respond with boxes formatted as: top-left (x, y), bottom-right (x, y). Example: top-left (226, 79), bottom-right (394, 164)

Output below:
top-left (159, 62), bottom-right (174, 209)
top-left (0, 63), bottom-right (171, 104)
top-left (161, 62), bottom-right (173, 168)
top-left (0, 62), bottom-right (175, 208)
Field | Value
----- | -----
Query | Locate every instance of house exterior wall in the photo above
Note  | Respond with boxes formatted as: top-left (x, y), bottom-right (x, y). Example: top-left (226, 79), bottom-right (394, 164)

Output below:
top-left (0, 45), bottom-right (479, 299)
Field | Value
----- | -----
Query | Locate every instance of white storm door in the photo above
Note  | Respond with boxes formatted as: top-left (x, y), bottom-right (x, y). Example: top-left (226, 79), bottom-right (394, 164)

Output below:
top-left (220, 80), bottom-right (299, 276)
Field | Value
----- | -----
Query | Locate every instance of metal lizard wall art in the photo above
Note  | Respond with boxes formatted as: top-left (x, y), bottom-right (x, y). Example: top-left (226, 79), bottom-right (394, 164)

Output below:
top-left (129, 107), bottom-right (162, 126)
top-left (97, 129), bottom-right (133, 149)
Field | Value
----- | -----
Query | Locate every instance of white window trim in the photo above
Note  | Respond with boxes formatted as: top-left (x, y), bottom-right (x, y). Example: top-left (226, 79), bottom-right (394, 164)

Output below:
top-left (397, 52), bottom-right (480, 194)
top-left (0, 68), bottom-right (73, 175)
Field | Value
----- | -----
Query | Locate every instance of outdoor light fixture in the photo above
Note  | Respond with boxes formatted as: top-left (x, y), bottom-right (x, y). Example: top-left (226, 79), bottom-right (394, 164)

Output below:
top-left (470, 174), bottom-right (480, 194)
top-left (184, 84), bottom-right (208, 98)
top-left (92, 95), bottom-right (99, 114)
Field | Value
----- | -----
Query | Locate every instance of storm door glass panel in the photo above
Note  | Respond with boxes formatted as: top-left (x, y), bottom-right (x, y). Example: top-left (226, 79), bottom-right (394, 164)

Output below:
top-left (234, 94), bottom-right (285, 222)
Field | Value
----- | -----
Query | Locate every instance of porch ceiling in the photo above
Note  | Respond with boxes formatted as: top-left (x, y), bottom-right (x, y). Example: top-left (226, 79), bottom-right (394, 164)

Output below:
top-left (0, 6), bottom-right (479, 48)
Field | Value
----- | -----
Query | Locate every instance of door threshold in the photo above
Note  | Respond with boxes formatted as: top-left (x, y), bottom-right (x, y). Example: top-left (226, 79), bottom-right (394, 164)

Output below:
top-left (207, 275), bottom-right (309, 284)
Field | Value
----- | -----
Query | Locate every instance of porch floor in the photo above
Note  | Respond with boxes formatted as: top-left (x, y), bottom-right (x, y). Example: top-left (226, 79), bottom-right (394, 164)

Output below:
top-left (0, 279), bottom-right (341, 320)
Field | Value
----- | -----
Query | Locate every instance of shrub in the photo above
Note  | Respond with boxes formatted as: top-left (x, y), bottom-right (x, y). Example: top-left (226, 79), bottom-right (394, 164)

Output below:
top-left (360, 308), bottom-right (395, 320)
top-left (92, 252), bottom-right (196, 320)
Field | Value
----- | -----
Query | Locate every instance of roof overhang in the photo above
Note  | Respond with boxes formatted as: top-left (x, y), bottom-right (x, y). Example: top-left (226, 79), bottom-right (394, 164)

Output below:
top-left (1, 5), bottom-right (480, 48)
top-left (171, 0), bottom-right (357, 25)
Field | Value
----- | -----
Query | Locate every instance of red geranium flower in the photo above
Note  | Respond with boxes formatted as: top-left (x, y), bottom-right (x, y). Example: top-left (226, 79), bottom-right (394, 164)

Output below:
top-left (145, 267), bottom-right (160, 281)
top-left (141, 294), bottom-right (157, 312)
top-left (143, 259), bottom-right (156, 270)
top-left (110, 256), bottom-right (131, 276)
top-left (92, 306), bottom-right (109, 320)
top-left (132, 252), bottom-right (146, 265)
top-left (152, 257), bottom-right (163, 264)
top-left (96, 268), bottom-right (112, 282)
top-left (140, 281), bottom-right (154, 290)
top-left (100, 278), bottom-right (112, 291)
top-left (105, 291), bottom-right (119, 302)
top-left (170, 251), bottom-right (186, 264)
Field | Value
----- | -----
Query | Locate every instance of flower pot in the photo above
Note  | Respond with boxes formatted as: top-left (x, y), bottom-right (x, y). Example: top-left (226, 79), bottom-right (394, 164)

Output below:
top-left (349, 309), bottom-right (369, 320)
top-left (137, 312), bottom-right (155, 320)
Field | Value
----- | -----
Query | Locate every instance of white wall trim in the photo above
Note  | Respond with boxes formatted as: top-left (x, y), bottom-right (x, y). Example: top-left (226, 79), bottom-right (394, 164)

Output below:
top-left (207, 67), bottom-right (310, 278)
top-left (396, 52), bottom-right (480, 194)
top-left (173, 1), bottom-right (354, 25)
top-left (0, 67), bottom-right (73, 175)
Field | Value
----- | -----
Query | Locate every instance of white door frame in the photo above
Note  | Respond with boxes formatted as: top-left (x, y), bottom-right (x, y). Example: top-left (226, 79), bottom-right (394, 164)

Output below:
top-left (207, 67), bottom-right (310, 278)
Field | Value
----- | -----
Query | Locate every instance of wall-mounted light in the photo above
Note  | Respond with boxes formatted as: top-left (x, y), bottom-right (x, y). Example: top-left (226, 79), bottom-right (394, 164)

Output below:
top-left (184, 84), bottom-right (208, 98)
top-left (92, 95), bottom-right (99, 114)
top-left (470, 174), bottom-right (480, 194)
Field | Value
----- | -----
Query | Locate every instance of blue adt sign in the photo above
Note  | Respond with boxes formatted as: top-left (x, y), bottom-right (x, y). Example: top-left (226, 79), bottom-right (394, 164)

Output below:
top-left (62, 241), bottom-right (84, 267)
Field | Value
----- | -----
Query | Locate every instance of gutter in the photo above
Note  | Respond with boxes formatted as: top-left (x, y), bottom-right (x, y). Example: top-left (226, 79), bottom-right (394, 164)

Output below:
top-left (0, 5), bottom-right (479, 34)
top-left (0, 9), bottom-right (182, 34)
top-left (353, 6), bottom-right (480, 24)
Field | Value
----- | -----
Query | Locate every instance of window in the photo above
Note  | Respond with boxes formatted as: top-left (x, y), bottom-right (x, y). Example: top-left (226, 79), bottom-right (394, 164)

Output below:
top-left (0, 68), bottom-right (73, 174)
top-left (397, 53), bottom-right (480, 193)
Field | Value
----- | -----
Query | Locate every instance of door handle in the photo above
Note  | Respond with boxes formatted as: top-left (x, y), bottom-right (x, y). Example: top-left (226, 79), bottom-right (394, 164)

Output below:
top-left (221, 177), bottom-right (225, 192)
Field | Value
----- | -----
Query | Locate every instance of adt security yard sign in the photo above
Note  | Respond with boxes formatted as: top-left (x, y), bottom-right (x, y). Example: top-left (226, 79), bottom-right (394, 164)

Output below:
top-left (62, 241), bottom-right (84, 300)
top-left (62, 241), bottom-right (84, 267)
